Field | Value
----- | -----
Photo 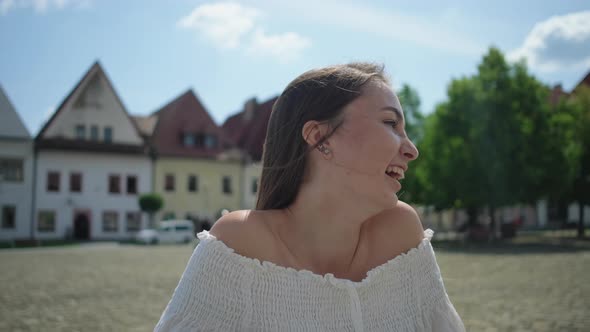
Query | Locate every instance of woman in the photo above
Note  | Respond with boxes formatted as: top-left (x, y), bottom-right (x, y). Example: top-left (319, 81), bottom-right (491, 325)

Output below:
top-left (155, 63), bottom-right (465, 331)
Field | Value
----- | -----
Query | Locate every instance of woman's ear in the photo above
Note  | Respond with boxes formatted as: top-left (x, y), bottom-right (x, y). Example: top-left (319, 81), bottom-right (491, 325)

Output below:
top-left (302, 120), bottom-right (330, 147)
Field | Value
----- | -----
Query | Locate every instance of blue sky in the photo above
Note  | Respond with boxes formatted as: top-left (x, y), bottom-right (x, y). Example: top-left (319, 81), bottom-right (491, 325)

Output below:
top-left (1, 0), bottom-right (589, 135)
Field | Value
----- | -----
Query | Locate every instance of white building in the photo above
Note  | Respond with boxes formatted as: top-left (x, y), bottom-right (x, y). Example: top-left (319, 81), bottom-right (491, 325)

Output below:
top-left (0, 85), bottom-right (34, 241)
top-left (33, 62), bottom-right (152, 240)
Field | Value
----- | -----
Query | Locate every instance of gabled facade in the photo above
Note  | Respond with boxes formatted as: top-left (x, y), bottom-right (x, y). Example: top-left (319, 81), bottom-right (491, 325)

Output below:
top-left (223, 96), bottom-right (277, 209)
top-left (0, 85), bottom-right (34, 241)
top-left (146, 90), bottom-right (243, 226)
top-left (33, 62), bottom-right (152, 240)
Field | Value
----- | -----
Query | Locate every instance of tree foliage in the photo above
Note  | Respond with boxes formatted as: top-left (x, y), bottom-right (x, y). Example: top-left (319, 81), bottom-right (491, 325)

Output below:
top-left (563, 86), bottom-right (590, 237)
top-left (406, 47), bottom-right (581, 231)
top-left (139, 193), bottom-right (164, 213)
top-left (139, 193), bottom-right (164, 228)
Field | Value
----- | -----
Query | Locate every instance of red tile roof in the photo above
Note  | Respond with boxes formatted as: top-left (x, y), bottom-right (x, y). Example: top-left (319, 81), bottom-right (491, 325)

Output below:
top-left (150, 89), bottom-right (233, 159)
top-left (222, 96), bottom-right (278, 161)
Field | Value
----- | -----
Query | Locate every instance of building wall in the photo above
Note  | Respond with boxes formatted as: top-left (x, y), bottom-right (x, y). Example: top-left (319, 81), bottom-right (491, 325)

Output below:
top-left (33, 150), bottom-right (151, 240)
top-left (568, 203), bottom-right (590, 225)
top-left (242, 162), bottom-right (261, 209)
top-left (154, 157), bottom-right (242, 224)
top-left (0, 140), bottom-right (33, 240)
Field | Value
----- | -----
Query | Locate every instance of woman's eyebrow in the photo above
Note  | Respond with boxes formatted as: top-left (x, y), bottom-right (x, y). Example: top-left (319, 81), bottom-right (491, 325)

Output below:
top-left (380, 106), bottom-right (402, 119)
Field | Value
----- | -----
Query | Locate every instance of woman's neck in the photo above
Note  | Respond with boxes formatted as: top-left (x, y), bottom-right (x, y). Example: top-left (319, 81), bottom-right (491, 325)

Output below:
top-left (276, 181), bottom-right (380, 275)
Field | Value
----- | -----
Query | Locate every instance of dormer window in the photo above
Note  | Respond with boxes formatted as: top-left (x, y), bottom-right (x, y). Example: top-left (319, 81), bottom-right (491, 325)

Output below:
top-left (181, 132), bottom-right (217, 149)
top-left (183, 133), bottom-right (195, 147)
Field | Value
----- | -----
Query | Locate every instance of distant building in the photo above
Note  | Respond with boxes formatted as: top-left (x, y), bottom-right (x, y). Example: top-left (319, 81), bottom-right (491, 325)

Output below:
top-left (222, 96), bottom-right (277, 209)
top-left (0, 85), bottom-right (34, 241)
top-left (33, 62), bottom-right (152, 240)
top-left (138, 90), bottom-right (243, 226)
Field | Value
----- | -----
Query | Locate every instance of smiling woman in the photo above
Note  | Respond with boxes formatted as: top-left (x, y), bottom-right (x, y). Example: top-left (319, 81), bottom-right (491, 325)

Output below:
top-left (154, 63), bottom-right (464, 331)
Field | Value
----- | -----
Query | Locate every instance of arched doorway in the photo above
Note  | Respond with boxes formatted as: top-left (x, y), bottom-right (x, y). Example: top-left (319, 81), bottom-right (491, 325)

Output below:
top-left (74, 212), bottom-right (90, 240)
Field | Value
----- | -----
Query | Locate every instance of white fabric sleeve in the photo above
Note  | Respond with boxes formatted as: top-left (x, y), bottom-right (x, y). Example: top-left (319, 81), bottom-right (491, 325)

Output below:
top-left (153, 239), bottom-right (250, 332)
top-left (429, 294), bottom-right (466, 332)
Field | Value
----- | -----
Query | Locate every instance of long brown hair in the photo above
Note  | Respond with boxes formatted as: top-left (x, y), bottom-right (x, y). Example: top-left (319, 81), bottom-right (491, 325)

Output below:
top-left (256, 62), bottom-right (390, 210)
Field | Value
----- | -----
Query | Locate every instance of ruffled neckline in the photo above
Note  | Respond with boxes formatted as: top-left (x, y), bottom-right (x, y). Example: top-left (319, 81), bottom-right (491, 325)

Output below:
top-left (196, 229), bottom-right (434, 289)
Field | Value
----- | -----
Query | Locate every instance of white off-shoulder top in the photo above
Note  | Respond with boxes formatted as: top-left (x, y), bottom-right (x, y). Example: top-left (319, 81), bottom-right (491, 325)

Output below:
top-left (154, 229), bottom-right (465, 331)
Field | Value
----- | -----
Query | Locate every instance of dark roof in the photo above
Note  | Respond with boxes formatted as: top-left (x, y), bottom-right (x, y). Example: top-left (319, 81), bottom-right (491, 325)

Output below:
top-left (572, 71), bottom-right (590, 94)
top-left (35, 138), bottom-right (146, 154)
top-left (222, 96), bottom-right (278, 161)
top-left (150, 89), bottom-right (233, 159)
top-left (549, 84), bottom-right (569, 105)
top-left (35, 61), bottom-right (146, 151)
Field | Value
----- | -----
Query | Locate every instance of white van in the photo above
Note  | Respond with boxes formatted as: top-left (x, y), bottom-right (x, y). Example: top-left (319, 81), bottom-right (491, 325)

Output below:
top-left (136, 220), bottom-right (195, 244)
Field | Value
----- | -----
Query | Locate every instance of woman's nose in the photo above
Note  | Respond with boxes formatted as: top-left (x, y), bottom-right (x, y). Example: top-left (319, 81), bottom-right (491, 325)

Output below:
top-left (402, 139), bottom-right (419, 161)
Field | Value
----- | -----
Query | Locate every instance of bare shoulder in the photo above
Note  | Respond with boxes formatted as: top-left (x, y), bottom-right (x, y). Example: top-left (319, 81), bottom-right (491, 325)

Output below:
top-left (209, 209), bottom-right (277, 260)
top-left (365, 201), bottom-right (425, 257)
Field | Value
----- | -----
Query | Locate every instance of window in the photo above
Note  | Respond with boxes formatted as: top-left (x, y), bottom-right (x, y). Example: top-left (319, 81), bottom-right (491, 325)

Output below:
top-left (108, 175), bottom-right (120, 194)
top-left (75, 125), bottom-right (86, 139)
top-left (252, 177), bottom-right (258, 194)
top-left (102, 211), bottom-right (118, 232)
top-left (126, 175), bottom-right (137, 194)
top-left (222, 176), bottom-right (232, 195)
top-left (1, 205), bottom-right (16, 229)
top-left (104, 127), bottom-right (113, 143)
top-left (126, 212), bottom-right (141, 232)
top-left (165, 174), bottom-right (175, 192)
top-left (183, 134), bottom-right (195, 147)
top-left (90, 125), bottom-right (99, 141)
top-left (204, 135), bottom-right (217, 149)
top-left (47, 171), bottom-right (60, 192)
top-left (175, 225), bottom-right (190, 231)
top-left (162, 212), bottom-right (176, 220)
top-left (187, 175), bottom-right (198, 192)
top-left (0, 159), bottom-right (24, 182)
top-left (70, 172), bottom-right (82, 192)
top-left (38, 210), bottom-right (56, 232)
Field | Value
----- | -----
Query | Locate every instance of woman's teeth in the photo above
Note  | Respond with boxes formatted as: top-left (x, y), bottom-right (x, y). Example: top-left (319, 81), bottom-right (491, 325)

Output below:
top-left (386, 165), bottom-right (405, 179)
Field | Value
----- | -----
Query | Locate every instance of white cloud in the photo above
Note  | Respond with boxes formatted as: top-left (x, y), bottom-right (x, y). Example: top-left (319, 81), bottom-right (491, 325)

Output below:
top-left (0, 0), bottom-right (91, 15)
top-left (508, 11), bottom-right (590, 72)
top-left (178, 2), bottom-right (260, 49)
top-left (178, 2), bottom-right (310, 62)
top-left (247, 29), bottom-right (311, 63)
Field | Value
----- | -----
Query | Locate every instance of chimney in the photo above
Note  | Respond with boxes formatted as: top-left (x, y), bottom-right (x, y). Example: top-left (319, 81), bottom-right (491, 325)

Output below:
top-left (244, 97), bottom-right (257, 122)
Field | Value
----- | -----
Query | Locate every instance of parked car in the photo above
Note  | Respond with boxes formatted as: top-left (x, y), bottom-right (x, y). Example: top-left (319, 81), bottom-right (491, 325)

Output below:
top-left (136, 220), bottom-right (195, 244)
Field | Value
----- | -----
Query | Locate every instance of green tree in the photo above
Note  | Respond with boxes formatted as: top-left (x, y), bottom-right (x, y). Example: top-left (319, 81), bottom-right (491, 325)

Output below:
top-left (413, 46), bottom-right (578, 237)
top-left (397, 84), bottom-right (425, 203)
top-left (397, 84), bottom-right (425, 143)
top-left (138, 193), bottom-right (164, 229)
top-left (565, 86), bottom-right (590, 237)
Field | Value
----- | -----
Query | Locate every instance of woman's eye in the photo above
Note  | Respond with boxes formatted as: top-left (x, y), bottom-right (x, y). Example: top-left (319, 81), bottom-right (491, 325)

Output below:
top-left (384, 120), bottom-right (398, 128)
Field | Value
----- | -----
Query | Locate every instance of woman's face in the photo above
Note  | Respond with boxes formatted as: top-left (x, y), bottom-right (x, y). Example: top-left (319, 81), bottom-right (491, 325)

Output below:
top-left (328, 82), bottom-right (419, 208)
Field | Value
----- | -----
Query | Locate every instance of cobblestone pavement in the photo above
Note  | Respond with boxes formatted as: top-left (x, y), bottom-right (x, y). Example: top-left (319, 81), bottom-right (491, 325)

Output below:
top-left (0, 240), bottom-right (588, 331)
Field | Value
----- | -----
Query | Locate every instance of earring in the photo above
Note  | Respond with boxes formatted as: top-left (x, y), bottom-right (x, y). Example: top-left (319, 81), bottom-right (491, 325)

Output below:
top-left (317, 144), bottom-right (330, 155)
